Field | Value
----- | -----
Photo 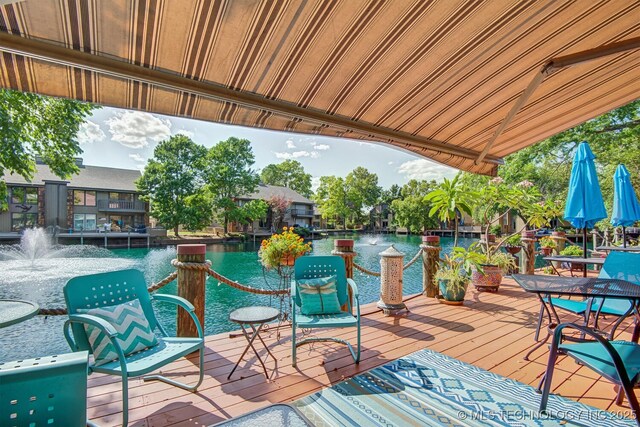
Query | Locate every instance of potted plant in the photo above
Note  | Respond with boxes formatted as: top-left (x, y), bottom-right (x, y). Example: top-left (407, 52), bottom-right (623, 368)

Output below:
top-left (258, 227), bottom-right (312, 270)
top-left (434, 247), bottom-right (483, 304)
top-left (559, 245), bottom-right (584, 272)
top-left (469, 244), bottom-right (517, 292)
top-left (504, 233), bottom-right (522, 255)
top-left (539, 236), bottom-right (557, 256)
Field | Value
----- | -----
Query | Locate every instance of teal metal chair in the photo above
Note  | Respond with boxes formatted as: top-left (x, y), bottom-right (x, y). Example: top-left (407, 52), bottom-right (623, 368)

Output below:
top-left (539, 323), bottom-right (640, 425)
top-left (0, 351), bottom-right (98, 427)
top-left (291, 256), bottom-right (360, 367)
top-left (63, 269), bottom-right (204, 426)
top-left (536, 252), bottom-right (640, 340)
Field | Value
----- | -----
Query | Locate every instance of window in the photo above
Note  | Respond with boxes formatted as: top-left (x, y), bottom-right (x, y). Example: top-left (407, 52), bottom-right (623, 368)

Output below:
top-left (74, 190), bottom-right (96, 206)
top-left (109, 192), bottom-right (133, 202)
top-left (11, 187), bottom-right (38, 205)
top-left (11, 213), bottom-right (38, 231)
top-left (73, 214), bottom-right (97, 231)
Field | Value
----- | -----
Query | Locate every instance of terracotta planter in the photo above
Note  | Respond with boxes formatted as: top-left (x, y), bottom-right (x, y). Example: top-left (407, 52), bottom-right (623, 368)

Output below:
top-left (541, 247), bottom-right (553, 256)
top-left (552, 231), bottom-right (566, 237)
top-left (505, 245), bottom-right (521, 255)
top-left (280, 255), bottom-right (296, 266)
top-left (438, 279), bottom-right (468, 302)
top-left (521, 230), bottom-right (535, 239)
top-left (471, 265), bottom-right (503, 292)
top-left (487, 233), bottom-right (496, 243)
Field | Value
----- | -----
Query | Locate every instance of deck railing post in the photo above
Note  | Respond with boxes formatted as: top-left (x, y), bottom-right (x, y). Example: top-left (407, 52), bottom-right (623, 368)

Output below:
top-left (176, 244), bottom-right (206, 337)
top-left (520, 231), bottom-right (536, 274)
top-left (420, 236), bottom-right (440, 298)
top-left (332, 239), bottom-right (355, 312)
top-left (377, 245), bottom-right (407, 316)
top-left (550, 231), bottom-right (566, 268)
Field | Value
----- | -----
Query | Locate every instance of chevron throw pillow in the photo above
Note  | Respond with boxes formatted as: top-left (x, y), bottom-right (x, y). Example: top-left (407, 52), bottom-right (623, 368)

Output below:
top-left (297, 275), bottom-right (342, 315)
top-left (79, 299), bottom-right (158, 366)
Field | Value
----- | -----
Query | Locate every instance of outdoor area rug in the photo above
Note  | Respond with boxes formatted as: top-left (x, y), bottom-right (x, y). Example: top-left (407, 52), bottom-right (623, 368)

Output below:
top-left (293, 348), bottom-right (636, 426)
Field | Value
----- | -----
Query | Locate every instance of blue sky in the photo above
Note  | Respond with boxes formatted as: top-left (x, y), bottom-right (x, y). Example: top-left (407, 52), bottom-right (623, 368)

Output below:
top-left (77, 107), bottom-right (457, 190)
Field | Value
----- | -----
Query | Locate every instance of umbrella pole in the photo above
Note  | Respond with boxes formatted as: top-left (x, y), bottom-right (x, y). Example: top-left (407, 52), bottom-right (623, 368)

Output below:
top-left (583, 228), bottom-right (588, 278)
top-left (623, 226), bottom-right (627, 248)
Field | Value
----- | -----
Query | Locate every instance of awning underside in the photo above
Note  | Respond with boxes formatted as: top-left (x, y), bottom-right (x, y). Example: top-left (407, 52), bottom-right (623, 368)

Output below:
top-left (1, 0), bottom-right (639, 175)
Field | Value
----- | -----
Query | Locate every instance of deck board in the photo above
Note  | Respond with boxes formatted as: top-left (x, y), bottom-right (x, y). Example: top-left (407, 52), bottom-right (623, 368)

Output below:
top-left (87, 277), bottom-right (640, 426)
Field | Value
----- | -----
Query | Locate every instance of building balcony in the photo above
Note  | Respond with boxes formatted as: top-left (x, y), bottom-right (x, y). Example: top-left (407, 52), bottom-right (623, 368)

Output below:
top-left (289, 208), bottom-right (314, 217)
top-left (97, 199), bottom-right (146, 213)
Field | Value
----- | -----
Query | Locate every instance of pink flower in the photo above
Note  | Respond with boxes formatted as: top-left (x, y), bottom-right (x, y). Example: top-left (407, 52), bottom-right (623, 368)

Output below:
top-left (490, 177), bottom-right (504, 185)
top-left (518, 180), bottom-right (534, 188)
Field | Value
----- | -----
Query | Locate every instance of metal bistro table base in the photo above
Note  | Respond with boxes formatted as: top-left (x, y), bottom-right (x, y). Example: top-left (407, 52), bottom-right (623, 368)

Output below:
top-left (228, 306), bottom-right (280, 380)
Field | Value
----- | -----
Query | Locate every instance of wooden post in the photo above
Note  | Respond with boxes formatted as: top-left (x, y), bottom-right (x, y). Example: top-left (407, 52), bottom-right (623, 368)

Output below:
top-left (420, 235), bottom-right (440, 298)
top-left (332, 239), bottom-right (355, 312)
top-left (519, 231), bottom-right (536, 274)
top-left (176, 244), bottom-right (206, 337)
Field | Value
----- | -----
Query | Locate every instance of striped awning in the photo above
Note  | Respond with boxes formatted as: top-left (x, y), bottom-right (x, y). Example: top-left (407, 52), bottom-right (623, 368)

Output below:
top-left (1, 1), bottom-right (639, 175)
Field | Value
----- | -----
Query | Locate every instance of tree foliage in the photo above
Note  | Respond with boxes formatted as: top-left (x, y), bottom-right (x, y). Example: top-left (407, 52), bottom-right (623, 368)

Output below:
top-left (231, 199), bottom-right (268, 232)
top-left (267, 195), bottom-right (291, 231)
top-left (0, 89), bottom-right (96, 210)
top-left (205, 137), bottom-right (259, 233)
top-left (345, 167), bottom-right (381, 224)
top-left (136, 135), bottom-right (210, 236)
top-left (425, 174), bottom-right (476, 246)
top-left (314, 175), bottom-right (349, 228)
top-left (260, 160), bottom-right (313, 197)
top-left (390, 179), bottom-right (438, 233)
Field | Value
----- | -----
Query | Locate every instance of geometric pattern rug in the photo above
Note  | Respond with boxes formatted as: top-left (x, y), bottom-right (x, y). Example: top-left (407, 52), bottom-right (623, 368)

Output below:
top-left (293, 348), bottom-right (636, 426)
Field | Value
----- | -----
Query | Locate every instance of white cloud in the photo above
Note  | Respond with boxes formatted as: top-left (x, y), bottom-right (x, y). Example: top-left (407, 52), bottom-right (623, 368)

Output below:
top-left (129, 153), bottom-right (145, 163)
top-left (397, 159), bottom-right (457, 181)
top-left (175, 129), bottom-right (194, 139)
top-left (274, 150), bottom-right (320, 160)
top-left (313, 143), bottom-right (330, 151)
top-left (286, 139), bottom-right (296, 149)
top-left (388, 161), bottom-right (394, 165)
top-left (77, 120), bottom-right (105, 145)
top-left (107, 111), bottom-right (171, 148)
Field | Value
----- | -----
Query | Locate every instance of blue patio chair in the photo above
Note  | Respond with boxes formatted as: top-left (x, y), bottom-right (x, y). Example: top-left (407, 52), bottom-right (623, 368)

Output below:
top-left (63, 269), bottom-right (204, 426)
top-left (291, 256), bottom-right (360, 367)
top-left (539, 323), bottom-right (640, 423)
top-left (535, 252), bottom-right (640, 340)
top-left (0, 351), bottom-right (98, 427)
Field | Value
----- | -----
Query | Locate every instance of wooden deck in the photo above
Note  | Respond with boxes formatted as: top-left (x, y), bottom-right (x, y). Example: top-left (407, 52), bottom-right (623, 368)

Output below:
top-left (87, 276), bottom-right (639, 426)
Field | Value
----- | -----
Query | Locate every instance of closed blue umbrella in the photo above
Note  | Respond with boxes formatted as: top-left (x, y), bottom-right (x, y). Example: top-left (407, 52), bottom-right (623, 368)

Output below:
top-left (564, 142), bottom-right (607, 263)
top-left (611, 164), bottom-right (640, 247)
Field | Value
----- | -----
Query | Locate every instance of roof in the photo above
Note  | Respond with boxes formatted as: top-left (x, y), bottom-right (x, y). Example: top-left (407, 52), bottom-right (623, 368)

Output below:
top-left (2, 164), bottom-right (141, 192)
top-left (1, 2), bottom-right (639, 175)
top-left (240, 184), bottom-right (313, 205)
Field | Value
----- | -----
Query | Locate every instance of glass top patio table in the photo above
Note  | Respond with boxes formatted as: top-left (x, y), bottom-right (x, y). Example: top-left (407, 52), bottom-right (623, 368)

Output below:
top-left (512, 274), bottom-right (640, 299)
top-left (0, 299), bottom-right (40, 328)
top-left (595, 245), bottom-right (640, 252)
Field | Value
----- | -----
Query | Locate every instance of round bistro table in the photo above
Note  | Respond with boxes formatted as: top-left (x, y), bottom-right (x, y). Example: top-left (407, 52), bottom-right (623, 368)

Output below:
top-left (228, 306), bottom-right (279, 380)
top-left (0, 299), bottom-right (40, 328)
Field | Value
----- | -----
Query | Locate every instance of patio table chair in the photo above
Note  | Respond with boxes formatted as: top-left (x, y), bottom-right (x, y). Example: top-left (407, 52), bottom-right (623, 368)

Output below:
top-left (63, 269), bottom-right (204, 426)
top-left (0, 351), bottom-right (98, 427)
top-left (539, 322), bottom-right (640, 424)
top-left (291, 256), bottom-right (360, 367)
top-left (535, 252), bottom-right (640, 340)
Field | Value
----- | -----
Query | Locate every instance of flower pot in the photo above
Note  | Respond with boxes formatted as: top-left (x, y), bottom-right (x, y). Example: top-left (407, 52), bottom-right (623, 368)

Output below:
top-left (521, 230), bottom-right (535, 239)
top-left (540, 247), bottom-right (553, 256)
top-left (471, 265), bottom-right (503, 292)
top-left (505, 245), bottom-right (521, 255)
top-left (280, 255), bottom-right (296, 266)
top-left (438, 279), bottom-right (467, 302)
top-left (552, 231), bottom-right (566, 237)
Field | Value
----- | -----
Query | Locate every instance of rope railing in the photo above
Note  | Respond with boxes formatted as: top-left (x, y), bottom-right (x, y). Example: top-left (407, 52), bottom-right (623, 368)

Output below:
top-left (170, 259), bottom-right (289, 296)
top-left (354, 248), bottom-right (424, 277)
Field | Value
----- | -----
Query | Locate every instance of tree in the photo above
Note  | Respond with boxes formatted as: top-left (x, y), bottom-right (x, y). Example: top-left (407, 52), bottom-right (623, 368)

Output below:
top-left (390, 180), bottom-right (438, 233)
top-left (425, 174), bottom-right (476, 246)
top-left (314, 176), bottom-right (349, 229)
top-left (230, 199), bottom-right (268, 232)
top-left (260, 160), bottom-right (313, 197)
top-left (379, 184), bottom-right (402, 206)
top-left (205, 137), bottom-right (260, 233)
top-left (136, 135), bottom-right (210, 236)
top-left (0, 89), bottom-right (96, 209)
top-left (267, 195), bottom-right (291, 231)
top-left (345, 167), bottom-right (381, 225)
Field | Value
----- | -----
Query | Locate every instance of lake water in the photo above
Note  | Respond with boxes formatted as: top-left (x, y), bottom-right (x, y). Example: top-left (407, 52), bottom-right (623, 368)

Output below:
top-left (0, 233), bottom-right (473, 361)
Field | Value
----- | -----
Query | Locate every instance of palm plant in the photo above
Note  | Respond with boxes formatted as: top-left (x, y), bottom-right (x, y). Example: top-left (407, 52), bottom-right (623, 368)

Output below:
top-left (425, 174), bottom-right (476, 246)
